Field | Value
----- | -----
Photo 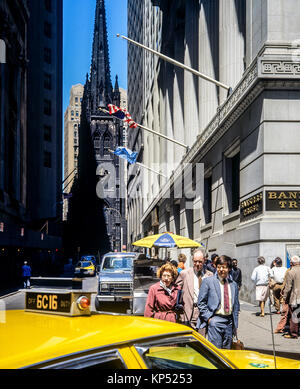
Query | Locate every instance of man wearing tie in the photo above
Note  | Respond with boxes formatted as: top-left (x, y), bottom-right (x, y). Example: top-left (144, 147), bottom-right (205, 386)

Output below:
top-left (175, 249), bottom-right (213, 334)
top-left (197, 255), bottom-right (240, 349)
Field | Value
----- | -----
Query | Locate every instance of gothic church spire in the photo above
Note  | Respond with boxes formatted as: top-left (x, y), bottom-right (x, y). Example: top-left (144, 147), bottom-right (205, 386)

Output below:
top-left (90, 0), bottom-right (113, 113)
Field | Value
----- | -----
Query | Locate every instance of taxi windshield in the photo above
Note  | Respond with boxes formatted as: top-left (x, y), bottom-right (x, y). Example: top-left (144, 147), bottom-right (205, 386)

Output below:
top-left (135, 336), bottom-right (229, 369)
top-left (101, 256), bottom-right (133, 272)
top-left (78, 261), bottom-right (93, 268)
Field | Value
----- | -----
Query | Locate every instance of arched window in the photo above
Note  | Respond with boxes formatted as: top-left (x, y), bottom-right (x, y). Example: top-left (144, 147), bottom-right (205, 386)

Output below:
top-left (103, 131), bottom-right (112, 155)
top-left (94, 136), bottom-right (100, 149)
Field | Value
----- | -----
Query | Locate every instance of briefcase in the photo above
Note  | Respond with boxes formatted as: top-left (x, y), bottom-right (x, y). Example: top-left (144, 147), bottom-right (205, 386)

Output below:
top-left (231, 336), bottom-right (244, 350)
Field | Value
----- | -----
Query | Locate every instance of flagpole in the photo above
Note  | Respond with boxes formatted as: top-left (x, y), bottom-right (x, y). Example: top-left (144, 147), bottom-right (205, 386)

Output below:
top-left (108, 149), bottom-right (167, 178)
top-left (116, 34), bottom-right (231, 92)
top-left (99, 108), bottom-right (188, 149)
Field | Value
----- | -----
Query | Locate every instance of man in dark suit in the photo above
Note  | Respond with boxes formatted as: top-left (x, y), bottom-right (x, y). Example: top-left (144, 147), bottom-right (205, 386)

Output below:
top-left (230, 258), bottom-right (242, 290)
top-left (197, 255), bottom-right (240, 349)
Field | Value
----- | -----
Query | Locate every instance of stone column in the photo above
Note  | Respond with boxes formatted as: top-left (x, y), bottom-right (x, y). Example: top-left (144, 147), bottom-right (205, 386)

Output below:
top-left (184, 1), bottom-right (199, 146)
top-left (219, 0), bottom-right (245, 103)
top-left (199, 0), bottom-right (219, 132)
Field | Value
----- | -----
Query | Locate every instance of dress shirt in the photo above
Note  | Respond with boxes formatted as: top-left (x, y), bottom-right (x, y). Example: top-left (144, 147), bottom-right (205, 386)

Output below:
top-left (215, 276), bottom-right (232, 316)
top-left (193, 271), bottom-right (200, 304)
top-left (251, 265), bottom-right (271, 286)
top-left (270, 266), bottom-right (287, 283)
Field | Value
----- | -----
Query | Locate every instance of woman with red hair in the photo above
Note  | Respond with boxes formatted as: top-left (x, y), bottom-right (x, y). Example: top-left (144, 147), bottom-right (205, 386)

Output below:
top-left (144, 263), bottom-right (180, 322)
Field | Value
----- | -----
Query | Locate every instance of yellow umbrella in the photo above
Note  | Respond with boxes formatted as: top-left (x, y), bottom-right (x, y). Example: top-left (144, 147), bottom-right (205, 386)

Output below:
top-left (132, 232), bottom-right (204, 249)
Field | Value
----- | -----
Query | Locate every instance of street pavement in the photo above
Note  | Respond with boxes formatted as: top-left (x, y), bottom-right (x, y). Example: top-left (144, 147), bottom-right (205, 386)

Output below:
top-left (238, 299), bottom-right (300, 359)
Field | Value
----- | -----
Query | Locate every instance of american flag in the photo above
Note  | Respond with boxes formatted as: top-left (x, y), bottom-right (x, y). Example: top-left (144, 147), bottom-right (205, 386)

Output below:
top-left (107, 104), bottom-right (138, 128)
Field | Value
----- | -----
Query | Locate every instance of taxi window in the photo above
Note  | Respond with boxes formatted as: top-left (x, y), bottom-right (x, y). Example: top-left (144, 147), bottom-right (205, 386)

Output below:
top-left (135, 336), bottom-right (230, 369)
top-left (81, 261), bottom-right (92, 268)
top-left (37, 350), bottom-right (127, 369)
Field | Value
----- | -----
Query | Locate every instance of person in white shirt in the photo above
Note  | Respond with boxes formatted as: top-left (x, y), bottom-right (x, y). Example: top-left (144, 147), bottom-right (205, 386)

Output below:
top-left (251, 256), bottom-right (271, 317)
top-left (270, 257), bottom-right (288, 314)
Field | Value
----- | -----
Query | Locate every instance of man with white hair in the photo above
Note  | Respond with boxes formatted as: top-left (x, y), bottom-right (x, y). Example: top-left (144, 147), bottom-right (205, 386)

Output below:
top-left (282, 255), bottom-right (300, 339)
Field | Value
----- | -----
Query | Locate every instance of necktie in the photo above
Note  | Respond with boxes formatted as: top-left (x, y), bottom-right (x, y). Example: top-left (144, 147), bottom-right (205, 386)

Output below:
top-left (224, 279), bottom-right (230, 313)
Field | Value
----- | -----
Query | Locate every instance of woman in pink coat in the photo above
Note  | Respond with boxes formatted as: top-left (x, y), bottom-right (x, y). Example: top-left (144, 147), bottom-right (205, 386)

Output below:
top-left (144, 263), bottom-right (180, 323)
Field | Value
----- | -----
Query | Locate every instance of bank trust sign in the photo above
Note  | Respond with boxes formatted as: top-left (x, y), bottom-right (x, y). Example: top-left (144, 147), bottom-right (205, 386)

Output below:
top-left (240, 191), bottom-right (300, 222)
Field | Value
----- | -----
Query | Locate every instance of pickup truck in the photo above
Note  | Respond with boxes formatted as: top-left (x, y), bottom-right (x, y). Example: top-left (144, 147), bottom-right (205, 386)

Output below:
top-left (95, 252), bottom-right (139, 311)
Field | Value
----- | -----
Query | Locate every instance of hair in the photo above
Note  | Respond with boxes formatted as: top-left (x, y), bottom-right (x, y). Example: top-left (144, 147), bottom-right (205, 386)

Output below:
top-left (192, 249), bottom-right (205, 259)
top-left (170, 260), bottom-right (178, 267)
top-left (274, 257), bottom-right (282, 267)
top-left (216, 255), bottom-right (232, 269)
top-left (257, 256), bottom-right (265, 265)
top-left (291, 255), bottom-right (300, 265)
top-left (157, 263), bottom-right (178, 280)
top-left (211, 253), bottom-right (219, 261)
top-left (178, 253), bottom-right (187, 263)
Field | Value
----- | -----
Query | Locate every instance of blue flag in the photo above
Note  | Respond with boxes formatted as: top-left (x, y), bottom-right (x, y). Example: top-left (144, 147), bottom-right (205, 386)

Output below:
top-left (113, 147), bottom-right (138, 164)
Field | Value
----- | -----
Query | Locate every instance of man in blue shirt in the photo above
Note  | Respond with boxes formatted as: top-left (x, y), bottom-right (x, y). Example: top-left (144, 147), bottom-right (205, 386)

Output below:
top-left (22, 261), bottom-right (32, 289)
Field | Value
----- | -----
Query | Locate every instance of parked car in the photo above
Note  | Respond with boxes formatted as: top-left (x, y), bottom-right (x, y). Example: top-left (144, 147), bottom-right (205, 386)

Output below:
top-left (95, 252), bottom-right (139, 310)
top-left (74, 260), bottom-right (96, 277)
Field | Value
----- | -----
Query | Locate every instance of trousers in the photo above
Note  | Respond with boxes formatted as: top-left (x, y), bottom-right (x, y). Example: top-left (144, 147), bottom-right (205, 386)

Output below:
top-left (207, 315), bottom-right (233, 349)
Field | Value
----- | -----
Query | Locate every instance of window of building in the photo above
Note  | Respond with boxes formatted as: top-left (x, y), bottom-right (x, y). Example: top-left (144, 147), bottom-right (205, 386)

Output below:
top-left (94, 137), bottom-right (100, 149)
top-left (44, 99), bottom-right (51, 116)
top-left (76, 111), bottom-right (79, 117)
top-left (74, 138), bottom-right (78, 145)
top-left (44, 22), bottom-right (52, 38)
top-left (44, 151), bottom-right (52, 168)
top-left (203, 175), bottom-right (212, 224)
top-left (44, 0), bottom-right (52, 12)
top-left (224, 149), bottom-right (240, 214)
top-left (44, 72), bottom-right (52, 90)
top-left (74, 131), bottom-right (77, 138)
top-left (103, 131), bottom-right (112, 155)
top-left (44, 125), bottom-right (52, 142)
top-left (71, 110), bottom-right (74, 116)
top-left (44, 47), bottom-right (51, 64)
top-left (75, 97), bottom-right (78, 103)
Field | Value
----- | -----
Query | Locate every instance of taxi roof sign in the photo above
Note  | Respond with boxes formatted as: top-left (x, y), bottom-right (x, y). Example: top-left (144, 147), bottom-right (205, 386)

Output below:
top-left (25, 290), bottom-right (92, 316)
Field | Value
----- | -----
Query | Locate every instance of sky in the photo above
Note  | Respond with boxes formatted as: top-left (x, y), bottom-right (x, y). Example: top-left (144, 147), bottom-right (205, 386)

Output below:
top-left (63, 0), bottom-right (128, 115)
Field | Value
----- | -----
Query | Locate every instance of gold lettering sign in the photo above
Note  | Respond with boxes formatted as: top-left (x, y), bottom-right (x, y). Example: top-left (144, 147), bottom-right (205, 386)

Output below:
top-left (26, 292), bottom-right (72, 313)
top-left (266, 191), bottom-right (300, 211)
top-left (240, 192), bottom-right (263, 221)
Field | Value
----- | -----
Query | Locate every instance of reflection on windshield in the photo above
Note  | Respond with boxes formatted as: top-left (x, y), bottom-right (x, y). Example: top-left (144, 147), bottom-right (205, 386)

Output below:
top-left (77, 261), bottom-right (92, 268)
top-left (102, 257), bottom-right (133, 271)
top-left (135, 336), bottom-right (228, 369)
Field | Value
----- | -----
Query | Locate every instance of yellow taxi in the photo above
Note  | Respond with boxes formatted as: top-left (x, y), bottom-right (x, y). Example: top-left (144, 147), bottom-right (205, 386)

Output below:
top-left (0, 290), bottom-right (299, 370)
top-left (74, 260), bottom-right (96, 277)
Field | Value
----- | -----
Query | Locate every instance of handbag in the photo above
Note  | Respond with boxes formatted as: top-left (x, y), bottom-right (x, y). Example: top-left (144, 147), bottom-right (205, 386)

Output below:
top-left (268, 278), bottom-right (276, 289)
top-left (231, 335), bottom-right (244, 350)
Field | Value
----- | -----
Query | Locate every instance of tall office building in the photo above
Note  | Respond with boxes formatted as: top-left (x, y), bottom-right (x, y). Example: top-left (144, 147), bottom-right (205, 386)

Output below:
top-left (63, 84), bottom-right (84, 221)
top-left (127, 0), bottom-right (300, 303)
top-left (0, 0), bottom-right (63, 290)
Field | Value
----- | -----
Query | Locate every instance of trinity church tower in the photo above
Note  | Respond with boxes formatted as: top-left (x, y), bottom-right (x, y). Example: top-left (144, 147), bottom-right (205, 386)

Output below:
top-left (67, 0), bottom-right (126, 255)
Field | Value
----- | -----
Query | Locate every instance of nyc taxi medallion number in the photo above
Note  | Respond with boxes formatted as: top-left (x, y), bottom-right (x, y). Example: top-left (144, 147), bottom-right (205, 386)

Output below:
top-left (26, 292), bottom-right (72, 313)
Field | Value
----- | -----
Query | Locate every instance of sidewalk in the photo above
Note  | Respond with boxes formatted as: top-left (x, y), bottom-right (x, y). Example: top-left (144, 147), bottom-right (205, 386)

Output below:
top-left (238, 300), bottom-right (300, 359)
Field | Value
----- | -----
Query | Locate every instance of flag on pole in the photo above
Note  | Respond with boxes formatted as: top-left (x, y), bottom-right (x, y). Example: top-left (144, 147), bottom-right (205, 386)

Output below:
top-left (107, 104), bottom-right (138, 128)
top-left (113, 147), bottom-right (138, 164)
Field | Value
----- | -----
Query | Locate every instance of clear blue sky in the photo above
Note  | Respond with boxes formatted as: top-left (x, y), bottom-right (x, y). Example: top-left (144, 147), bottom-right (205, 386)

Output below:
top-left (63, 0), bottom-right (127, 114)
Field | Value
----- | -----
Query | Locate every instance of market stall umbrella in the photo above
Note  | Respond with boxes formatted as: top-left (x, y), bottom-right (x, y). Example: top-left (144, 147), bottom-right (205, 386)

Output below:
top-left (132, 232), bottom-right (204, 249)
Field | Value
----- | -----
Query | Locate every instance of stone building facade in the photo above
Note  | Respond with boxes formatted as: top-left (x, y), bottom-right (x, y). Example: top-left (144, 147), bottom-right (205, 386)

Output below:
top-left (127, 0), bottom-right (300, 303)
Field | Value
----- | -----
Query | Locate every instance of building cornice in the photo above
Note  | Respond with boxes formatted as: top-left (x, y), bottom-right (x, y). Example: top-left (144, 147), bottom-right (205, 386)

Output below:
top-left (141, 44), bottom-right (300, 224)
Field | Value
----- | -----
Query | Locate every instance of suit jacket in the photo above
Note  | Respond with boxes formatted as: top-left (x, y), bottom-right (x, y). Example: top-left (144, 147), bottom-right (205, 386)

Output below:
top-left (197, 273), bottom-right (240, 329)
top-left (175, 267), bottom-right (213, 323)
top-left (283, 265), bottom-right (300, 307)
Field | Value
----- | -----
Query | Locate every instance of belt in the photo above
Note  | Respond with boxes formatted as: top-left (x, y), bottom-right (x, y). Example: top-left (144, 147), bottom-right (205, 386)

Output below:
top-left (215, 314), bottom-right (233, 319)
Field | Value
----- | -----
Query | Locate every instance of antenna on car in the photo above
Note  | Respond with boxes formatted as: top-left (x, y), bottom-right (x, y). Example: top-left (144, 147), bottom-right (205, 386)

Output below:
top-left (268, 295), bottom-right (277, 369)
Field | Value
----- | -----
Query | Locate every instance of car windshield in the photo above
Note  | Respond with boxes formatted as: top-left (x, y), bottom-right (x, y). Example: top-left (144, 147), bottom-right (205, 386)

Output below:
top-left (78, 261), bottom-right (92, 268)
top-left (135, 336), bottom-right (230, 369)
top-left (101, 256), bottom-right (133, 271)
